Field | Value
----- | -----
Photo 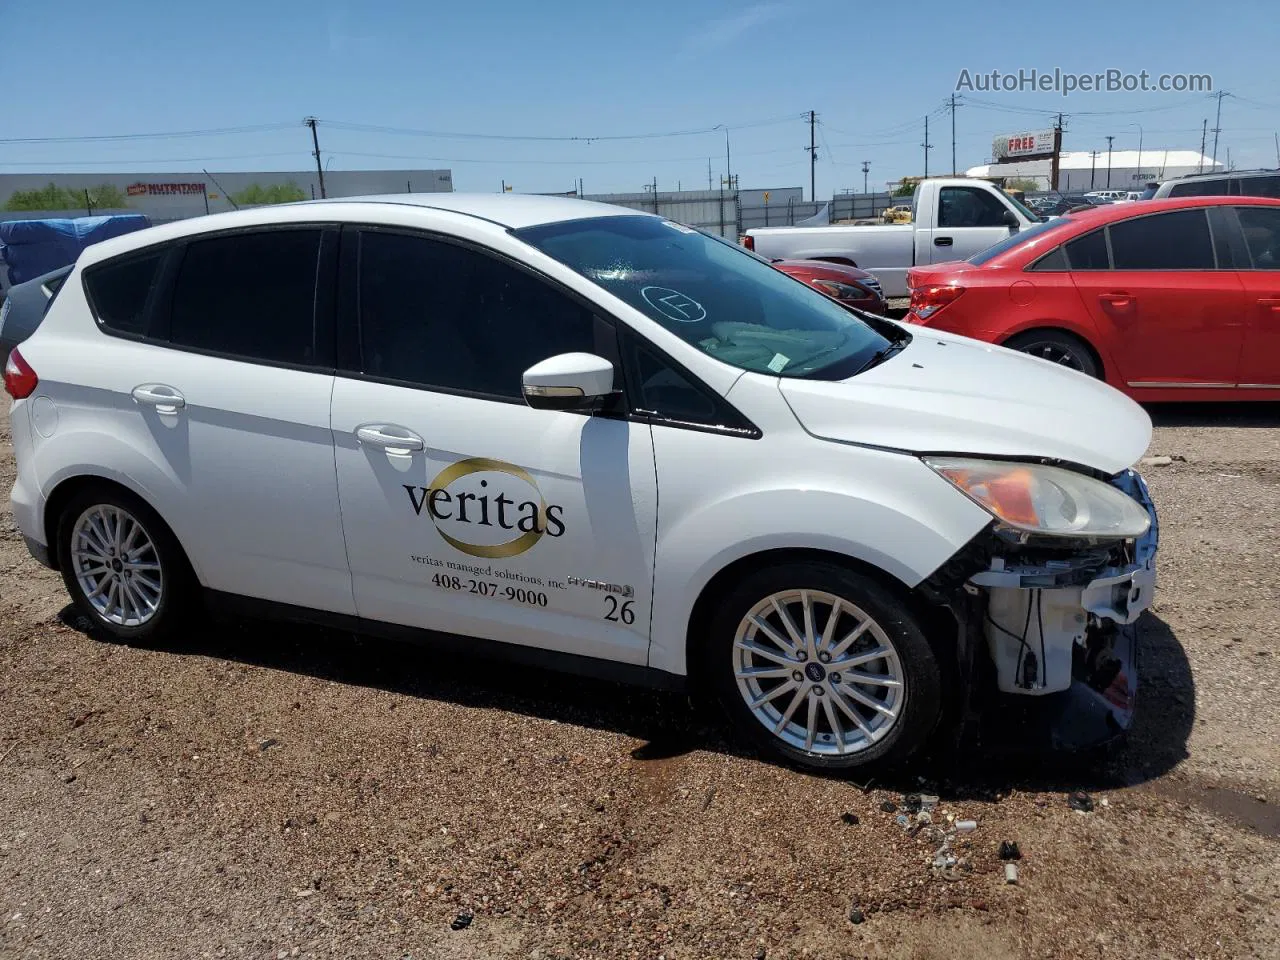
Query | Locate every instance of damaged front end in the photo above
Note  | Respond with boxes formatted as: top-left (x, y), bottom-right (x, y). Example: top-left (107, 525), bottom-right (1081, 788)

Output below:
top-left (924, 467), bottom-right (1159, 753)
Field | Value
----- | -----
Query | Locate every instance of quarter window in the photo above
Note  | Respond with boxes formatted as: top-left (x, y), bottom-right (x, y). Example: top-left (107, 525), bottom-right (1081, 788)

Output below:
top-left (356, 231), bottom-right (596, 399)
top-left (169, 229), bottom-right (323, 365)
top-left (937, 187), bottom-right (1010, 228)
top-left (1168, 179), bottom-right (1228, 197)
top-left (84, 253), bottom-right (163, 335)
top-left (1235, 176), bottom-right (1280, 199)
top-left (1108, 210), bottom-right (1216, 270)
top-left (1237, 207), bottom-right (1280, 269)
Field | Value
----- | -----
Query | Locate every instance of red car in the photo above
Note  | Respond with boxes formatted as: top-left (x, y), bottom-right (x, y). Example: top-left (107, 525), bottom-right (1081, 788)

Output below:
top-left (904, 196), bottom-right (1280, 402)
top-left (772, 259), bottom-right (887, 314)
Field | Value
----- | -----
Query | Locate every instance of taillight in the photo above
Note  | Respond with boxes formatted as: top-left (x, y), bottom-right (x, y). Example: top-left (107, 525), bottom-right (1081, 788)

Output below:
top-left (741, 235), bottom-right (755, 251)
top-left (3, 348), bottom-right (38, 399)
top-left (908, 284), bottom-right (965, 322)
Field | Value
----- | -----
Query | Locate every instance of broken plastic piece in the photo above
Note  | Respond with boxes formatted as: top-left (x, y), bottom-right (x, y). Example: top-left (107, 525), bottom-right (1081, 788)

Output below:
top-left (955, 819), bottom-right (978, 833)
top-left (849, 906), bottom-right (865, 925)
top-left (841, 812), bottom-right (859, 826)
top-left (1067, 791), bottom-right (1095, 812)
top-left (880, 800), bottom-right (897, 813)
top-left (998, 840), bottom-right (1022, 861)
top-left (450, 912), bottom-right (473, 931)
top-left (902, 793), bottom-right (923, 814)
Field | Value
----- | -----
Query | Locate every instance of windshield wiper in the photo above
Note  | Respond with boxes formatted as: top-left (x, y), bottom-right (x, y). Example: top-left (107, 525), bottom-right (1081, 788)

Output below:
top-left (854, 340), bottom-right (907, 374)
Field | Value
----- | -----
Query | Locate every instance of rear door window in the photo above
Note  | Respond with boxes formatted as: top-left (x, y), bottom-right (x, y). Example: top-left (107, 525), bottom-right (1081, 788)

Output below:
top-left (168, 229), bottom-right (323, 366)
top-left (1064, 230), bottom-right (1110, 270)
top-left (1108, 210), bottom-right (1216, 269)
top-left (1236, 207), bottom-right (1280, 268)
top-left (1168, 178), bottom-right (1228, 197)
top-left (84, 253), bottom-right (164, 335)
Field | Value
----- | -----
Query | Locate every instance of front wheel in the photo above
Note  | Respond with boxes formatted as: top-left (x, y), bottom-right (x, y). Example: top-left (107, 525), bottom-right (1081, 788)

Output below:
top-left (1004, 330), bottom-right (1101, 379)
top-left (708, 562), bottom-right (944, 772)
top-left (56, 486), bottom-right (196, 644)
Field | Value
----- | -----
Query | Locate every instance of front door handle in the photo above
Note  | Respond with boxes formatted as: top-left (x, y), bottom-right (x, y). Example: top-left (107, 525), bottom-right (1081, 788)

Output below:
top-left (934, 236), bottom-right (953, 247)
top-left (131, 384), bottom-right (186, 414)
top-left (356, 424), bottom-right (425, 454)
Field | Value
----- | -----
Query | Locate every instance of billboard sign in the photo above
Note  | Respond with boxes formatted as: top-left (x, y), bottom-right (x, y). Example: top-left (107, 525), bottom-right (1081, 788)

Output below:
top-left (993, 129), bottom-right (1056, 161)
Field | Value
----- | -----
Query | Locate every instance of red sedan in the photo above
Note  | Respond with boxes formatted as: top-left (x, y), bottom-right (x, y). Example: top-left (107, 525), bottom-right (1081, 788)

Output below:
top-left (904, 196), bottom-right (1280, 402)
top-left (773, 259), bottom-right (887, 314)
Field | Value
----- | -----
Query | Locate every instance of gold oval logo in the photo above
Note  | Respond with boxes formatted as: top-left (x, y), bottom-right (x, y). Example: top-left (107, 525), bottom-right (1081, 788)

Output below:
top-left (407, 458), bottom-right (563, 559)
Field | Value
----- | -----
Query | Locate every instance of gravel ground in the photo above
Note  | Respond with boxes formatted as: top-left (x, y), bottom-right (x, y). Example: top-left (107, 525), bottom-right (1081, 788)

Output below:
top-left (2, 402), bottom-right (1278, 960)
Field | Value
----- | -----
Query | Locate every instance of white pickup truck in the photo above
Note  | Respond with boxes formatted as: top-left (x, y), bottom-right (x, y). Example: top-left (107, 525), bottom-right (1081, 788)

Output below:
top-left (743, 178), bottom-right (1042, 298)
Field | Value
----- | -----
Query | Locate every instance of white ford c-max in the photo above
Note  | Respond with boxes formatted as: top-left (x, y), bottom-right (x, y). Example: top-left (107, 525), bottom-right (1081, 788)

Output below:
top-left (4, 194), bottom-right (1157, 771)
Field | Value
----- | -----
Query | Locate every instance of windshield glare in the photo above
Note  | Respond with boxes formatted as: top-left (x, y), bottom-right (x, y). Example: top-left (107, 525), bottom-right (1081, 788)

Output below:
top-left (967, 216), bottom-right (1073, 265)
top-left (514, 216), bottom-right (892, 379)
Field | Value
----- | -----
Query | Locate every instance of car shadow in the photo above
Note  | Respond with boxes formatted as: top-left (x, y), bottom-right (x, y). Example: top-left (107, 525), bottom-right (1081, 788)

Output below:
top-left (1146, 401), bottom-right (1280, 428)
top-left (58, 606), bottom-right (1193, 797)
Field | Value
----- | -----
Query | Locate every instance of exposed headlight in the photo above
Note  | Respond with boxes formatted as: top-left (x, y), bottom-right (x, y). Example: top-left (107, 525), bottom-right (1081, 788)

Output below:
top-left (811, 278), bottom-right (874, 301)
top-left (924, 457), bottom-right (1151, 539)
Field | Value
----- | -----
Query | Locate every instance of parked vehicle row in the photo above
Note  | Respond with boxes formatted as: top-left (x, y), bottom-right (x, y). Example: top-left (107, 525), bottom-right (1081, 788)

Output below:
top-left (904, 196), bottom-right (1280, 401)
top-left (5, 193), bottom-right (1157, 772)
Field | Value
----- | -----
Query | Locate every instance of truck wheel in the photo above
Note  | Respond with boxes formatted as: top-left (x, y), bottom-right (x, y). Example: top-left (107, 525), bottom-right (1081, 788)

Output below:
top-left (708, 561), bottom-right (944, 772)
top-left (56, 485), bottom-right (196, 645)
top-left (1004, 330), bottom-right (1101, 379)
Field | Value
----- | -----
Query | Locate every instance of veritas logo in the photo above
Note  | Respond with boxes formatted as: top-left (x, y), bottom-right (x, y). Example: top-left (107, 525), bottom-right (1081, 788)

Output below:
top-left (404, 458), bottom-right (565, 559)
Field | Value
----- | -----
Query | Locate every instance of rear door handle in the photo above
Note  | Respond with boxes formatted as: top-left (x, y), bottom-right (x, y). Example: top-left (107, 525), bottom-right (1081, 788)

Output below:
top-left (131, 384), bottom-right (186, 414)
top-left (356, 424), bottom-right (425, 454)
top-left (933, 236), bottom-right (953, 247)
top-left (1099, 292), bottom-right (1134, 310)
top-left (1258, 297), bottom-right (1280, 313)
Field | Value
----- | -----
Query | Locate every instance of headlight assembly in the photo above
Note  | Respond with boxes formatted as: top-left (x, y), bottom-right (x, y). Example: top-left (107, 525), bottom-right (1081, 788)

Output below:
top-left (924, 457), bottom-right (1151, 540)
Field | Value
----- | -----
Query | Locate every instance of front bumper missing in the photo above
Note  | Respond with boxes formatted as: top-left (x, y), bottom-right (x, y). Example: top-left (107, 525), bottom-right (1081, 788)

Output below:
top-left (968, 469), bottom-right (1159, 748)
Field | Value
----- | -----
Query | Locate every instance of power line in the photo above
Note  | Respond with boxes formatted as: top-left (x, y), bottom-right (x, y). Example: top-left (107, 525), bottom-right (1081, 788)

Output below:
top-left (0, 123), bottom-right (296, 145)
top-left (319, 114), bottom-right (803, 144)
top-left (0, 151), bottom-right (303, 167)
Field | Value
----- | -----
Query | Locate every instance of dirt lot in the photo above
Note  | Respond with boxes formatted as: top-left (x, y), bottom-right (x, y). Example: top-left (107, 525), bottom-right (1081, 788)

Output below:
top-left (1, 403), bottom-right (1278, 960)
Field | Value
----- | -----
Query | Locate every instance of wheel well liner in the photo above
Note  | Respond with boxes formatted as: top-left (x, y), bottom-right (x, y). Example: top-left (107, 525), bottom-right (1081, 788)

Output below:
top-left (42, 475), bottom-right (183, 575)
top-left (1002, 326), bottom-right (1105, 378)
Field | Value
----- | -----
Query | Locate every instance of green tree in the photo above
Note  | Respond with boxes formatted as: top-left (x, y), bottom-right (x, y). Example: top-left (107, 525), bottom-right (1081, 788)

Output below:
top-left (892, 179), bottom-right (916, 197)
top-left (1005, 177), bottom-right (1042, 193)
top-left (230, 181), bottom-right (307, 206)
top-left (4, 182), bottom-right (129, 212)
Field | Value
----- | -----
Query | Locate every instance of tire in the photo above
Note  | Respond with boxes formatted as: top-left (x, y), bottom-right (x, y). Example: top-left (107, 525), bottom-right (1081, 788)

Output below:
top-left (56, 485), bottom-right (196, 645)
top-left (707, 561), bottom-right (944, 772)
top-left (1003, 330), bottom-right (1101, 379)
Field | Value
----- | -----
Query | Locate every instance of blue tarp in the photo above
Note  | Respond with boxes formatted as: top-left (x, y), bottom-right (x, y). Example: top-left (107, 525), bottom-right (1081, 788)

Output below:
top-left (0, 214), bottom-right (152, 286)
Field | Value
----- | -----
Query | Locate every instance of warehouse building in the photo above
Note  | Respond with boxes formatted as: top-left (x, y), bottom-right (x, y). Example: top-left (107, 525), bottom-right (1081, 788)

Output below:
top-left (965, 150), bottom-right (1223, 192)
top-left (0, 168), bottom-right (453, 221)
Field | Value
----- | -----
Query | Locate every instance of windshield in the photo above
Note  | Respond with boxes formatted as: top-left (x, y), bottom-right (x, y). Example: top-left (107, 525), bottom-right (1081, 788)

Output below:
top-left (514, 216), bottom-right (894, 379)
top-left (967, 217), bottom-right (1073, 265)
top-left (1000, 188), bottom-right (1044, 223)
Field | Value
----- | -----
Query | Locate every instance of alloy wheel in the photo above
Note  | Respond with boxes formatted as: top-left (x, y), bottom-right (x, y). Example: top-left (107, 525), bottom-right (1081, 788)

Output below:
top-left (70, 504), bottom-right (164, 628)
top-left (732, 589), bottom-right (906, 757)
top-left (1019, 340), bottom-right (1086, 371)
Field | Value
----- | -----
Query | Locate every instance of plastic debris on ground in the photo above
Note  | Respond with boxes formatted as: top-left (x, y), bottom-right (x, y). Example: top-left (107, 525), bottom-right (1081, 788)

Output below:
top-left (450, 912), bottom-right (473, 931)
top-left (1005, 863), bottom-right (1020, 885)
top-left (998, 840), bottom-right (1022, 861)
top-left (848, 906), bottom-right (865, 925)
top-left (1068, 791), bottom-right (1095, 812)
top-left (840, 812), bottom-right (859, 826)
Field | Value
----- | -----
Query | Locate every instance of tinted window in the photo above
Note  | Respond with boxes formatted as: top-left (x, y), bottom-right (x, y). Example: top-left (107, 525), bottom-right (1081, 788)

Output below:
top-left (170, 230), bottom-right (321, 364)
top-left (968, 217), bottom-right (1071, 265)
top-left (937, 187), bottom-right (1010, 228)
top-left (358, 231), bottom-right (596, 399)
top-left (85, 253), bottom-right (163, 334)
top-left (1168, 178), bottom-right (1228, 197)
top-left (1029, 245), bottom-right (1069, 271)
top-left (1237, 207), bottom-right (1280, 269)
top-left (1109, 210), bottom-right (1216, 269)
top-left (514, 216), bottom-right (891, 380)
top-left (1065, 230), bottom-right (1110, 270)
top-left (1236, 176), bottom-right (1280, 199)
top-left (631, 344), bottom-right (722, 425)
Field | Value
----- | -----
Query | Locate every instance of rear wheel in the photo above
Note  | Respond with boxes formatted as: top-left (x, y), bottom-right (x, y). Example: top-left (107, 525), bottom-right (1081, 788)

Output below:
top-left (56, 486), bottom-right (195, 644)
top-left (708, 562), bottom-right (944, 772)
top-left (1004, 330), bottom-right (1101, 379)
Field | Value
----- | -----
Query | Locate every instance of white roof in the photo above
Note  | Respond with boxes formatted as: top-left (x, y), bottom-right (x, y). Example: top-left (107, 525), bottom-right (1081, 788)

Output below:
top-left (315, 192), bottom-right (637, 228)
top-left (966, 149), bottom-right (1223, 178)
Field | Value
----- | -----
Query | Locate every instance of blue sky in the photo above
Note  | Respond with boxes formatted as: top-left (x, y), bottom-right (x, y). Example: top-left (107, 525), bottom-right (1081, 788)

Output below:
top-left (4, 0), bottom-right (1278, 195)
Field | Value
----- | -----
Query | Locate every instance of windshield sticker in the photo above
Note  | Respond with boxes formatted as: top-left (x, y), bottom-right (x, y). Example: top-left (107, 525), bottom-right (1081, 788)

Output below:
top-left (767, 353), bottom-right (790, 373)
top-left (661, 220), bottom-right (697, 234)
top-left (641, 286), bottom-right (707, 323)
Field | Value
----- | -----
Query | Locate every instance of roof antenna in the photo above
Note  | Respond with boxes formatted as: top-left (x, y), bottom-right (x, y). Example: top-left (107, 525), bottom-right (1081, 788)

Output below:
top-left (203, 169), bottom-right (238, 211)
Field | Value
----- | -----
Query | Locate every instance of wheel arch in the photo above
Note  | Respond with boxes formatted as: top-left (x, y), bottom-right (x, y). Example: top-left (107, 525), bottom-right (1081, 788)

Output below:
top-left (682, 547), bottom-right (961, 696)
top-left (43, 472), bottom-right (201, 582)
top-left (1000, 324), bottom-right (1108, 380)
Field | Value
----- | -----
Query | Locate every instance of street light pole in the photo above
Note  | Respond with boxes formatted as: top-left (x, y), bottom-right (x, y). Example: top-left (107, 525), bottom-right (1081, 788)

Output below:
top-left (1130, 122), bottom-right (1143, 187)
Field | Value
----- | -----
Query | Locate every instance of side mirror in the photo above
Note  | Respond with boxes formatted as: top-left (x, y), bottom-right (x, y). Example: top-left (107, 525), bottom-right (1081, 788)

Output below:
top-left (522, 352), bottom-right (616, 412)
top-left (1001, 209), bottom-right (1020, 230)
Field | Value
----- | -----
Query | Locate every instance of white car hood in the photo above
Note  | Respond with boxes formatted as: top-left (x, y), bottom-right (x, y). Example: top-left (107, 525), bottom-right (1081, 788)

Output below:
top-left (779, 329), bottom-right (1151, 475)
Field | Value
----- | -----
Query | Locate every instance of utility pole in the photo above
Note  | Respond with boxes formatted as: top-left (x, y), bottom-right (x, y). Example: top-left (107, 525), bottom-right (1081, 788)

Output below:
top-left (1210, 90), bottom-right (1227, 166)
top-left (1050, 113), bottom-right (1064, 192)
top-left (1274, 132), bottom-right (1279, 167)
top-left (1105, 135), bottom-right (1114, 188)
top-left (806, 110), bottom-right (818, 202)
top-left (922, 115), bottom-right (933, 178)
top-left (305, 117), bottom-right (326, 199)
top-left (1090, 150), bottom-right (1098, 189)
top-left (578, 177), bottom-right (584, 197)
top-left (707, 158), bottom-right (713, 190)
top-left (1199, 119), bottom-right (1208, 173)
top-left (652, 176), bottom-right (659, 214)
top-left (949, 94), bottom-right (958, 175)
top-left (861, 160), bottom-right (870, 195)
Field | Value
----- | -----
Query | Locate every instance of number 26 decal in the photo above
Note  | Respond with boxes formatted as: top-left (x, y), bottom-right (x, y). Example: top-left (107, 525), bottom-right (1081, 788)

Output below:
top-left (604, 596), bottom-right (635, 625)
